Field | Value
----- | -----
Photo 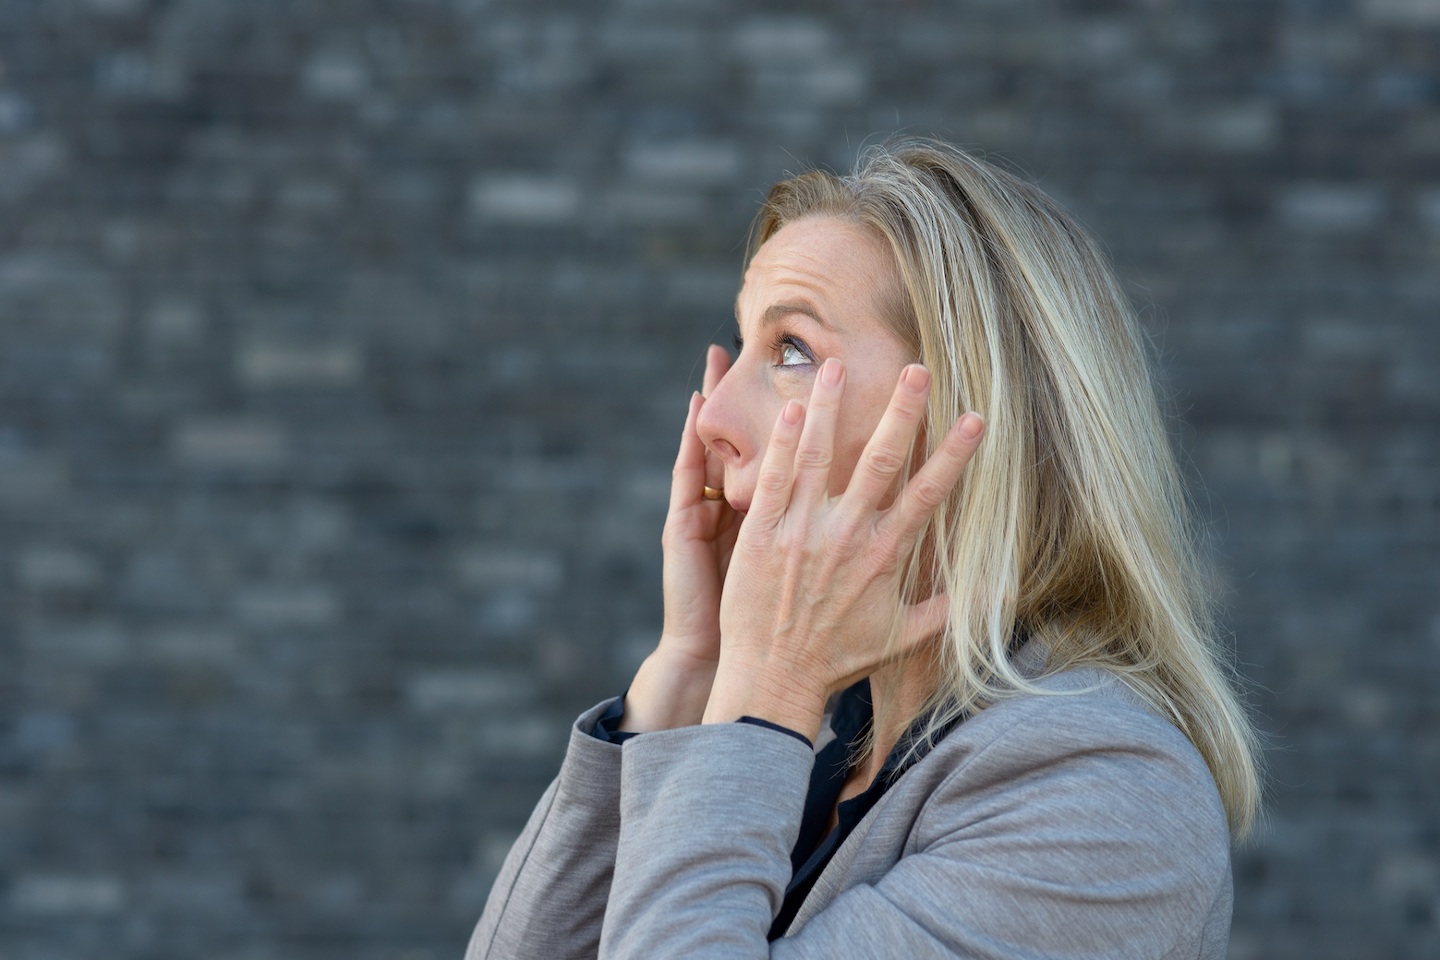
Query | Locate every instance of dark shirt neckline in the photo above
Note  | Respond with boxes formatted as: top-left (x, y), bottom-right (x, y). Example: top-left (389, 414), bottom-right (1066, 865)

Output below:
top-left (769, 678), bottom-right (964, 940)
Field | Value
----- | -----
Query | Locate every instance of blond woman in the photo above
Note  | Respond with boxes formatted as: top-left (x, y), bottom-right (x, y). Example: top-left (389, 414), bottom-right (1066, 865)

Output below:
top-left (468, 137), bottom-right (1261, 959)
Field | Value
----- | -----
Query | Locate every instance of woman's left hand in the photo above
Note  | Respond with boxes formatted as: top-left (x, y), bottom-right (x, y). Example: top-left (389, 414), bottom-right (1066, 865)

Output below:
top-left (702, 358), bottom-right (985, 742)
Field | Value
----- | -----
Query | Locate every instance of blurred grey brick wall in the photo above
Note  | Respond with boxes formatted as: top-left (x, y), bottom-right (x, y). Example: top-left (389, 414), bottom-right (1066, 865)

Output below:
top-left (0, 1), bottom-right (1436, 958)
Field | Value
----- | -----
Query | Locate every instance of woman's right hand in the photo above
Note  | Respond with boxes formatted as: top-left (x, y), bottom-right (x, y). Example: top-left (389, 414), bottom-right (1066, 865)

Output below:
top-left (618, 345), bottom-right (740, 732)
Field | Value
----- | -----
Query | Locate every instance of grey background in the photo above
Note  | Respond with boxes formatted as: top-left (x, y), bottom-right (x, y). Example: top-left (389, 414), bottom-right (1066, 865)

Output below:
top-left (1, 1), bottom-right (1436, 958)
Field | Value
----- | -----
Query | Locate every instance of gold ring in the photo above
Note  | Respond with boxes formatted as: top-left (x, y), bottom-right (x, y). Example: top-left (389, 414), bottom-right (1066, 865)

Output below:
top-left (702, 485), bottom-right (724, 501)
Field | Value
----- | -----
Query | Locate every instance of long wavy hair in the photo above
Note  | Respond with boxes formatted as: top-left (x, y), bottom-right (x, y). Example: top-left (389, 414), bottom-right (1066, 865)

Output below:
top-left (747, 138), bottom-right (1261, 837)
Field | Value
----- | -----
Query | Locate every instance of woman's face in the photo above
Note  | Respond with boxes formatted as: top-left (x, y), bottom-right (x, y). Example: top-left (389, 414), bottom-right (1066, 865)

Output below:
top-left (697, 216), bottom-right (914, 516)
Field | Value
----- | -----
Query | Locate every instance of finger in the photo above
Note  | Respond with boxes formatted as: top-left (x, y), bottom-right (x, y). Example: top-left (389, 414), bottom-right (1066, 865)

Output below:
top-left (789, 357), bottom-right (845, 507)
top-left (901, 591), bottom-right (951, 649)
top-left (701, 346), bottom-right (732, 497)
top-left (839, 364), bottom-right (932, 515)
top-left (668, 391), bottom-right (709, 513)
top-left (702, 343), bottom-right (730, 398)
top-left (747, 399), bottom-right (806, 528)
top-left (703, 443), bottom-right (727, 497)
top-left (888, 412), bottom-right (985, 544)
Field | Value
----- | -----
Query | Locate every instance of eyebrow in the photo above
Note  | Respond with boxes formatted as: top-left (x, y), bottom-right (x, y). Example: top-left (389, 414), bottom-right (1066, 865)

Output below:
top-left (732, 298), bottom-right (833, 332)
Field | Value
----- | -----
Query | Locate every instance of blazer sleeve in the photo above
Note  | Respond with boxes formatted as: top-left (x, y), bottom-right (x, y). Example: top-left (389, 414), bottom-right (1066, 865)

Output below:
top-left (598, 694), bottom-right (1233, 960)
top-left (467, 698), bottom-right (625, 960)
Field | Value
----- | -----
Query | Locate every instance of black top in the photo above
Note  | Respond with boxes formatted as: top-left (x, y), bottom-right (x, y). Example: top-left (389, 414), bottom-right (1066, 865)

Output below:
top-left (591, 679), bottom-right (965, 940)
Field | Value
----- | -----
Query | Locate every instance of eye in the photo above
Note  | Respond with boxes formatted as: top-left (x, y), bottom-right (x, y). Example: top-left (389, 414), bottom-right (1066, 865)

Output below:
top-left (775, 335), bottom-right (815, 369)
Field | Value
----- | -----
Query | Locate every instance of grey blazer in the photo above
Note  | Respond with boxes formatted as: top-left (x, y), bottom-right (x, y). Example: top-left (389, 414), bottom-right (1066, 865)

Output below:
top-left (467, 666), bottom-right (1233, 959)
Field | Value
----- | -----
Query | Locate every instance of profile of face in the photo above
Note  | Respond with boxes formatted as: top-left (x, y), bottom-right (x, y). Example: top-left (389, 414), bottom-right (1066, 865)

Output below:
top-left (697, 217), bottom-right (914, 515)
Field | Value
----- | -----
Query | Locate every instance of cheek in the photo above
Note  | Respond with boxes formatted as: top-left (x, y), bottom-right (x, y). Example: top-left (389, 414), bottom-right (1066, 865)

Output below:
top-left (828, 439), bottom-right (867, 496)
top-left (827, 392), bottom-right (889, 494)
top-left (826, 359), bottom-right (914, 495)
top-left (722, 363), bottom-right (794, 463)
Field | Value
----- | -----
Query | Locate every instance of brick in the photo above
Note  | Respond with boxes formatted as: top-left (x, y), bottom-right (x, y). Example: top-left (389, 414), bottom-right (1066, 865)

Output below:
top-left (172, 419), bottom-right (286, 469)
top-left (140, 625), bottom-right (241, 665)
top-left (0, 454), bottom-right (69, 504)
top-left (732, 17), bottom-right (835, 61)
top-left (17, 544), bottom-right (101, 592)
top-left (94, 51), bottom-right (153, 97)
top-left (83, 0), bottom-right (147, 14)
top-left (232, 585), bottom-right (339, 628)
top-left (1419, 188), bottom-right (1440, 233)
top-left (468, 174), bottom-right (582, 224)
top-left (596, 23), bottom-right (708, 61)
top-left (405, 669), bottom-right (540, 713)
top-left (21, 618), bottom-right (129, 664)
top-left (623, 140), bottom-right (743, 184)
top-left (13, 711), bottom-right (77, 753)
top-left (301, 48), bottom-right (370, 100)
top-left (142, 872), bottom-right (244, 916)
top-left (598, 186), bottom-right (707, 225)
top-left (453, 548), bottom-right (562, 591)
top-left (0, 89), bottom-right (34, 134)
top-left (1363, 0), bottom-right (1440, 24)
top-left (1278, 183), bottom-right (1387, 231)
top-left (141, 297), bottom-right (207, 346)
top-left (9, 875), bottom-right (125, 915)
top-left (236, 341), bottom-right (362, 387)
top-left (0, 134), bottom-right (68, 203)
top-left (274, 177), bottom-right (346, 215)
top-left (471, 715), bottom-right (562, 757)
top-left (751, 61), bottom-right (869, 105)
top-left (1195, 103), bottom-right (1280, 152)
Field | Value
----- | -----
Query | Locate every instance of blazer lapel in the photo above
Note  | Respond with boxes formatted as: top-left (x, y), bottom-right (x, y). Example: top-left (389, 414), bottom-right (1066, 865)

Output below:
top-left (785, 791), bottom-right (905, 933)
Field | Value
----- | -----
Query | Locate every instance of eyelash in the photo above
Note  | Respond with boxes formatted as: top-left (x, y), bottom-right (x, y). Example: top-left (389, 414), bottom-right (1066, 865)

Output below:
top-left (732, 332), bottom-right (816, 369)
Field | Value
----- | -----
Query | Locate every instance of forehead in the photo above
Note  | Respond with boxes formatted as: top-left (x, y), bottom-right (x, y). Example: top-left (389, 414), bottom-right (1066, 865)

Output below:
top-left (736, 217), bottom-right (901, 329)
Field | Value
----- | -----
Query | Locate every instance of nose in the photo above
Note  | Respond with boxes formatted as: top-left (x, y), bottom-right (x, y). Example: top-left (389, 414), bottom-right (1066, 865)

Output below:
top-left (695, 364), bottom-right (747, 467)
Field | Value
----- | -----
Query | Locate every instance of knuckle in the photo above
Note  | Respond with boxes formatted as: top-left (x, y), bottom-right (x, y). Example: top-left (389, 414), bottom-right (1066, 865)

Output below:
top-left (889, 400), bottom-right (922, 424)
top-left (757, 467), bottom-right (790, 493)
top-left (864, 528), bottom-right (895, 563)
top-left (794, 445), bottom-right (832, 469)
top-left (908, 476), bottom-right (950, 508)
top-left (775, 527), bottom-right (807, 557)
top-left (827, 525), bottom-right (859, 556)
top-left (865, 446), bottom-right (906, 477)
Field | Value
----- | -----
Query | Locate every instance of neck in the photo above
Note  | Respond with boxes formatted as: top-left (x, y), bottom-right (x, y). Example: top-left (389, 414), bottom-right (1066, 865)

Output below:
top-left (854, 643), bottom-right (941, 785)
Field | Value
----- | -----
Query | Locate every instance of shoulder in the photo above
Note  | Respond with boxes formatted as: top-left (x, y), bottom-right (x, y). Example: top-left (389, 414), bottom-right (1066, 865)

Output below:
top-left (948, 666), bottom-right (1216, 783)
top-left (910, 666), bottom-right (1230, 884)
top-left (795, 669), bottom-right (1235, 956)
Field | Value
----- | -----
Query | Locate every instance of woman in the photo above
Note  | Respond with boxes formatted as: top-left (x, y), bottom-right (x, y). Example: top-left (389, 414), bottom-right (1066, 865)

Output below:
top-left (467, 138), bottom-right (1261, 959)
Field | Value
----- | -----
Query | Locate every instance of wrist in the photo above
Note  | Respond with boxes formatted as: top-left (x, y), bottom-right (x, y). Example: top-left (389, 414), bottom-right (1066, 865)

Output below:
top-left (702, 649), bottom-right (829, 744)
top-left (618, 645), bottom-right (718, 733)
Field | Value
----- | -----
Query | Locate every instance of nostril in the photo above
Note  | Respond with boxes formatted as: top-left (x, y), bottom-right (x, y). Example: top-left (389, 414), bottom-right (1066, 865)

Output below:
top-left (709, 438), bottom-right (741, 463)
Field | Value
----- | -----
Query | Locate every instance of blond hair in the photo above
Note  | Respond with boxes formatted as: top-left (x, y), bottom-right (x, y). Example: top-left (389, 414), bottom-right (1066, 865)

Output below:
top-left (748, 138), bottom-right (1261, 837)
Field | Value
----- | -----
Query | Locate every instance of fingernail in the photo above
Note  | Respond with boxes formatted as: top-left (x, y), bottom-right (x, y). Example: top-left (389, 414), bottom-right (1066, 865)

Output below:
top-left (957, 413), bottom-right (984, 440)
top-left (782, 399), bottom-right (804, 424)
top-left (903, 364), bottom-right (930, 393)
top-left (821, 358), bottom-right (843, 387)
